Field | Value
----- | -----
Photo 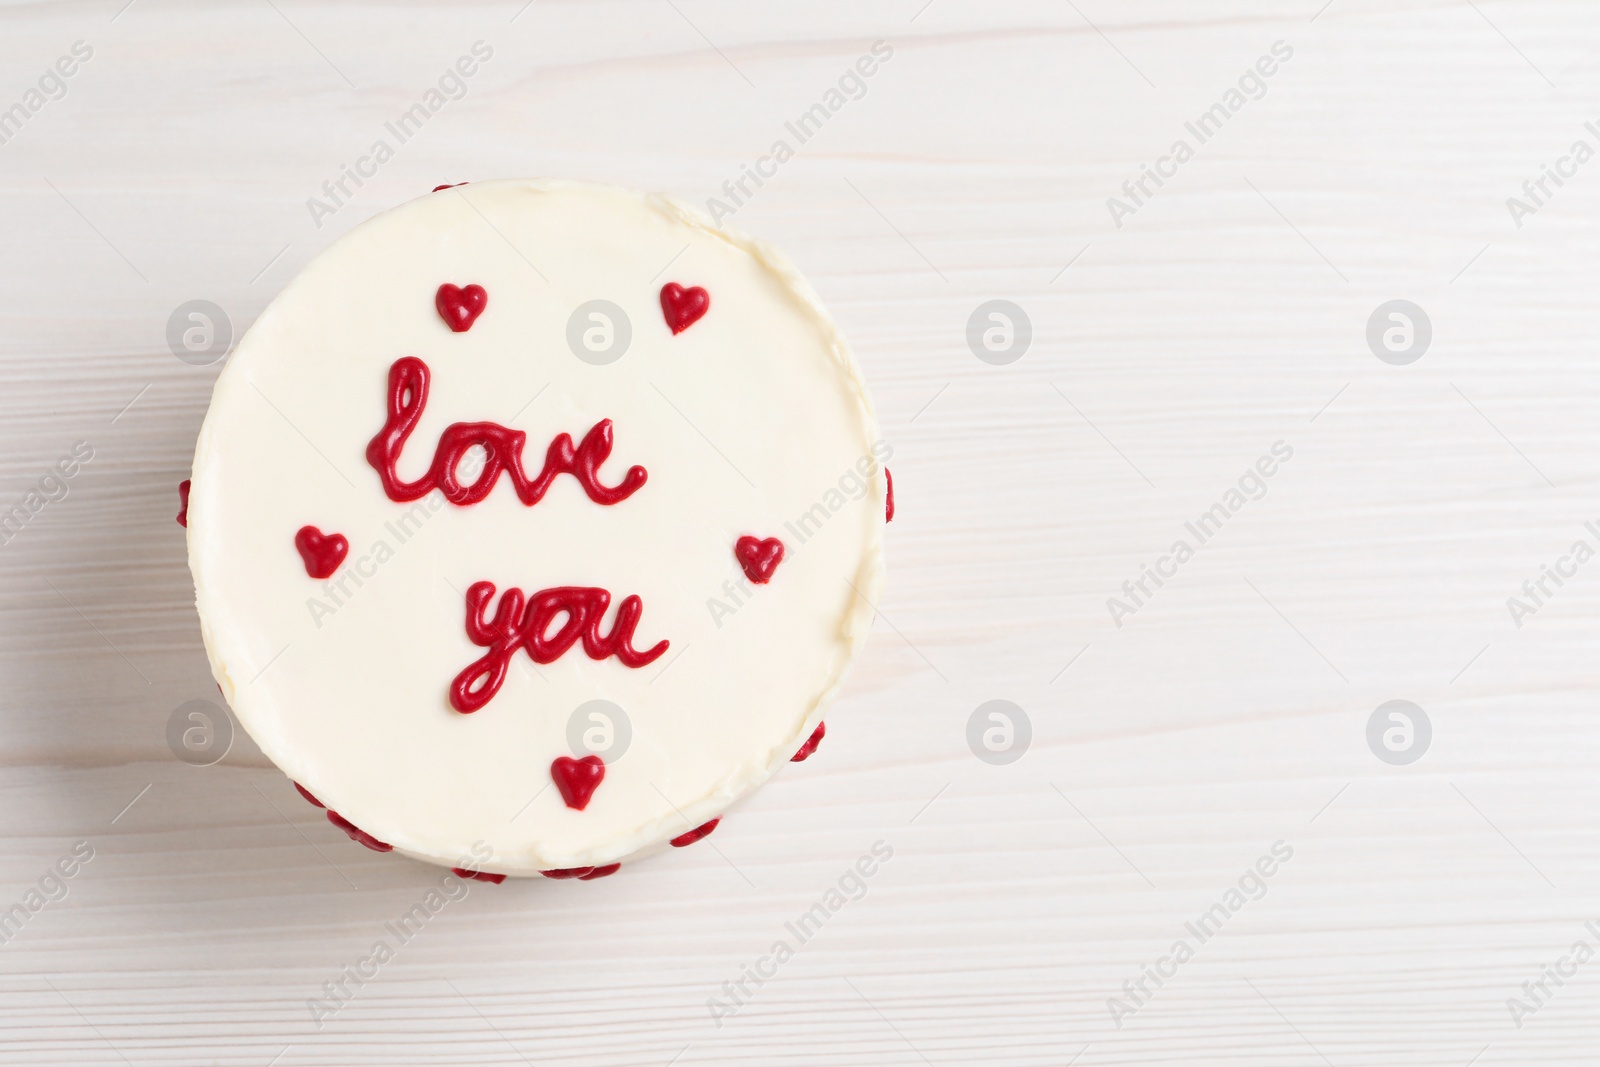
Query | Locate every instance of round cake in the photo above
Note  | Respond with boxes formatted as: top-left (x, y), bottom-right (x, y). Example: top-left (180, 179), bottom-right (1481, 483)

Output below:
top-left (186, 179), bottom-right (888, 878)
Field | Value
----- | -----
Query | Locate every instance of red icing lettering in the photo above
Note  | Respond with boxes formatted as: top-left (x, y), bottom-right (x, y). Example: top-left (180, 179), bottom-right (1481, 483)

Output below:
top-left (450, 582), bottom-right (668, 713)
top-left (735, 536), bottom-right (784, 584)
top-left (659, 282), bottom-right (709, 334)
top-left (670, 818), bottom-right (720, 847)
top-left (791, 721), bottom-right (825, 762)
top-left (367, 357), bottom-right (647, 508)
top-left (177, 479), bottom-right (190, 527)
top-left (550, 755), bottom-right (605, 810)
top-left (295, 525), bottom-right (349, 579)
top-left (435, 283), bottom-right (487, 332)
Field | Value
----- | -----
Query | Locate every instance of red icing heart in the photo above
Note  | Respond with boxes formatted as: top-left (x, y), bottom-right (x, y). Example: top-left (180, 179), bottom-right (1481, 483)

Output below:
top-left (735, 536), bottom-right (784, 584)
top-left (176, 479), bottom-right (191, 527)
top-left (295, 525), bottom-right (349, 579)
top-left (885, 468), bottom-right (894, 522)
top-left (540, 866), bottom-right (591, 879)
top-left (326, 810), bottom-right (392, 852)
top-left (659, 282), bottom-right (709, 334)
top-left (540, 863), bottom-right (620, 880)
top-left (293, 782), bottom-right (325, 808)
top-left (551, 755), bottom-right (605, 810)
top-left (791, 721), bottom-right (826, 762)
top-left (670, 818), bottom-right (720, 848)
top-left (452, 867), bottom-right (507, 884)
top-left (436, 283), bottom-right (488, 332)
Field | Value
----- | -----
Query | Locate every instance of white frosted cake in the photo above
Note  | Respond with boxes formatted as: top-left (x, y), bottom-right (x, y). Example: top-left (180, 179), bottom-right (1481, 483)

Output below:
top-left (185, 179), bottom-right (889, 879)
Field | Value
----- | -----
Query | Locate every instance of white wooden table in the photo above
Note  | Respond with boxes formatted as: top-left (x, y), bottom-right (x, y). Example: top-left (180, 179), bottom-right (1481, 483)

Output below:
top-left (2, 0), bottom-right (1598, 1062)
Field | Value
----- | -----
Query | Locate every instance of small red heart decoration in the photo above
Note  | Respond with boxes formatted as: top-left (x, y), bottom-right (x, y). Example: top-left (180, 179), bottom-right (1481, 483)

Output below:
top-left (295, 525), bottom-right (349, 579)
top-left (551, 755), bottom-right (605, 810)
top-left (541, 866), bottom-right (592, 879)
top-left (735, 536), bottom-right (785, 584)
top-left (326, 810), bottom-right (392, 852)
top-left (659, 282), bottom-right (709, 334)
top-left (176, 479), bottom-right (191, 528)
top-left (670, 817), bottom-right (720, 848)
top-left (540, 863), bottom-right (620, 880)
top-left (791, 721), bottom-right (826, 762)
top-left (436, 283), bottom-right (488, 332)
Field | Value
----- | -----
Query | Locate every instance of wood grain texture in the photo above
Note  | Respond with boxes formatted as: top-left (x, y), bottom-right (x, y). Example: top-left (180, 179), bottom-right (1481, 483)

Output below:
top-left (2, 0), bottom-right (1599, 1062)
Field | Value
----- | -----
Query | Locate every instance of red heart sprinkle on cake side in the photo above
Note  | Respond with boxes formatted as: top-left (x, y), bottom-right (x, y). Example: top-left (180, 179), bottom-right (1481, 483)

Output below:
top-left (326, 810), bottom-right (393, 852)
top-left (541, 864), bottom-right (621, 880)
top-left (451, 867), bottom-right (507, 884)
top-left (176, 479), bottom-right (191, 527)
top-left (670, 818), bottom-right (720, 848)
top-left (551, 755), bottom-right (606, 810)
top-left (791, 721), bottom-right (826, 762)
top-left (436, 283), bottom-right (488, 332)
top-left (735, 536), bottom-right (784, 584)
top-left (295, 525), bottom-right (349, 579)
top-left (659, 282), bottom-right (709, 334)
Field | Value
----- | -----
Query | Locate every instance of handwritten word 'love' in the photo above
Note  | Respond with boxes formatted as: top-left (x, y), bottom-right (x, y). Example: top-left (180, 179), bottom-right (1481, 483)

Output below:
top-left (367, 357), bottom-right (647, 507)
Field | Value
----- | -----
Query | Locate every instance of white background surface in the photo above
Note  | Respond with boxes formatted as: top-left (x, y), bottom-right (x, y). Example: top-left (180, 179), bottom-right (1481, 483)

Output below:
top-left (2, 0), bottom-right (1598, 1063)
